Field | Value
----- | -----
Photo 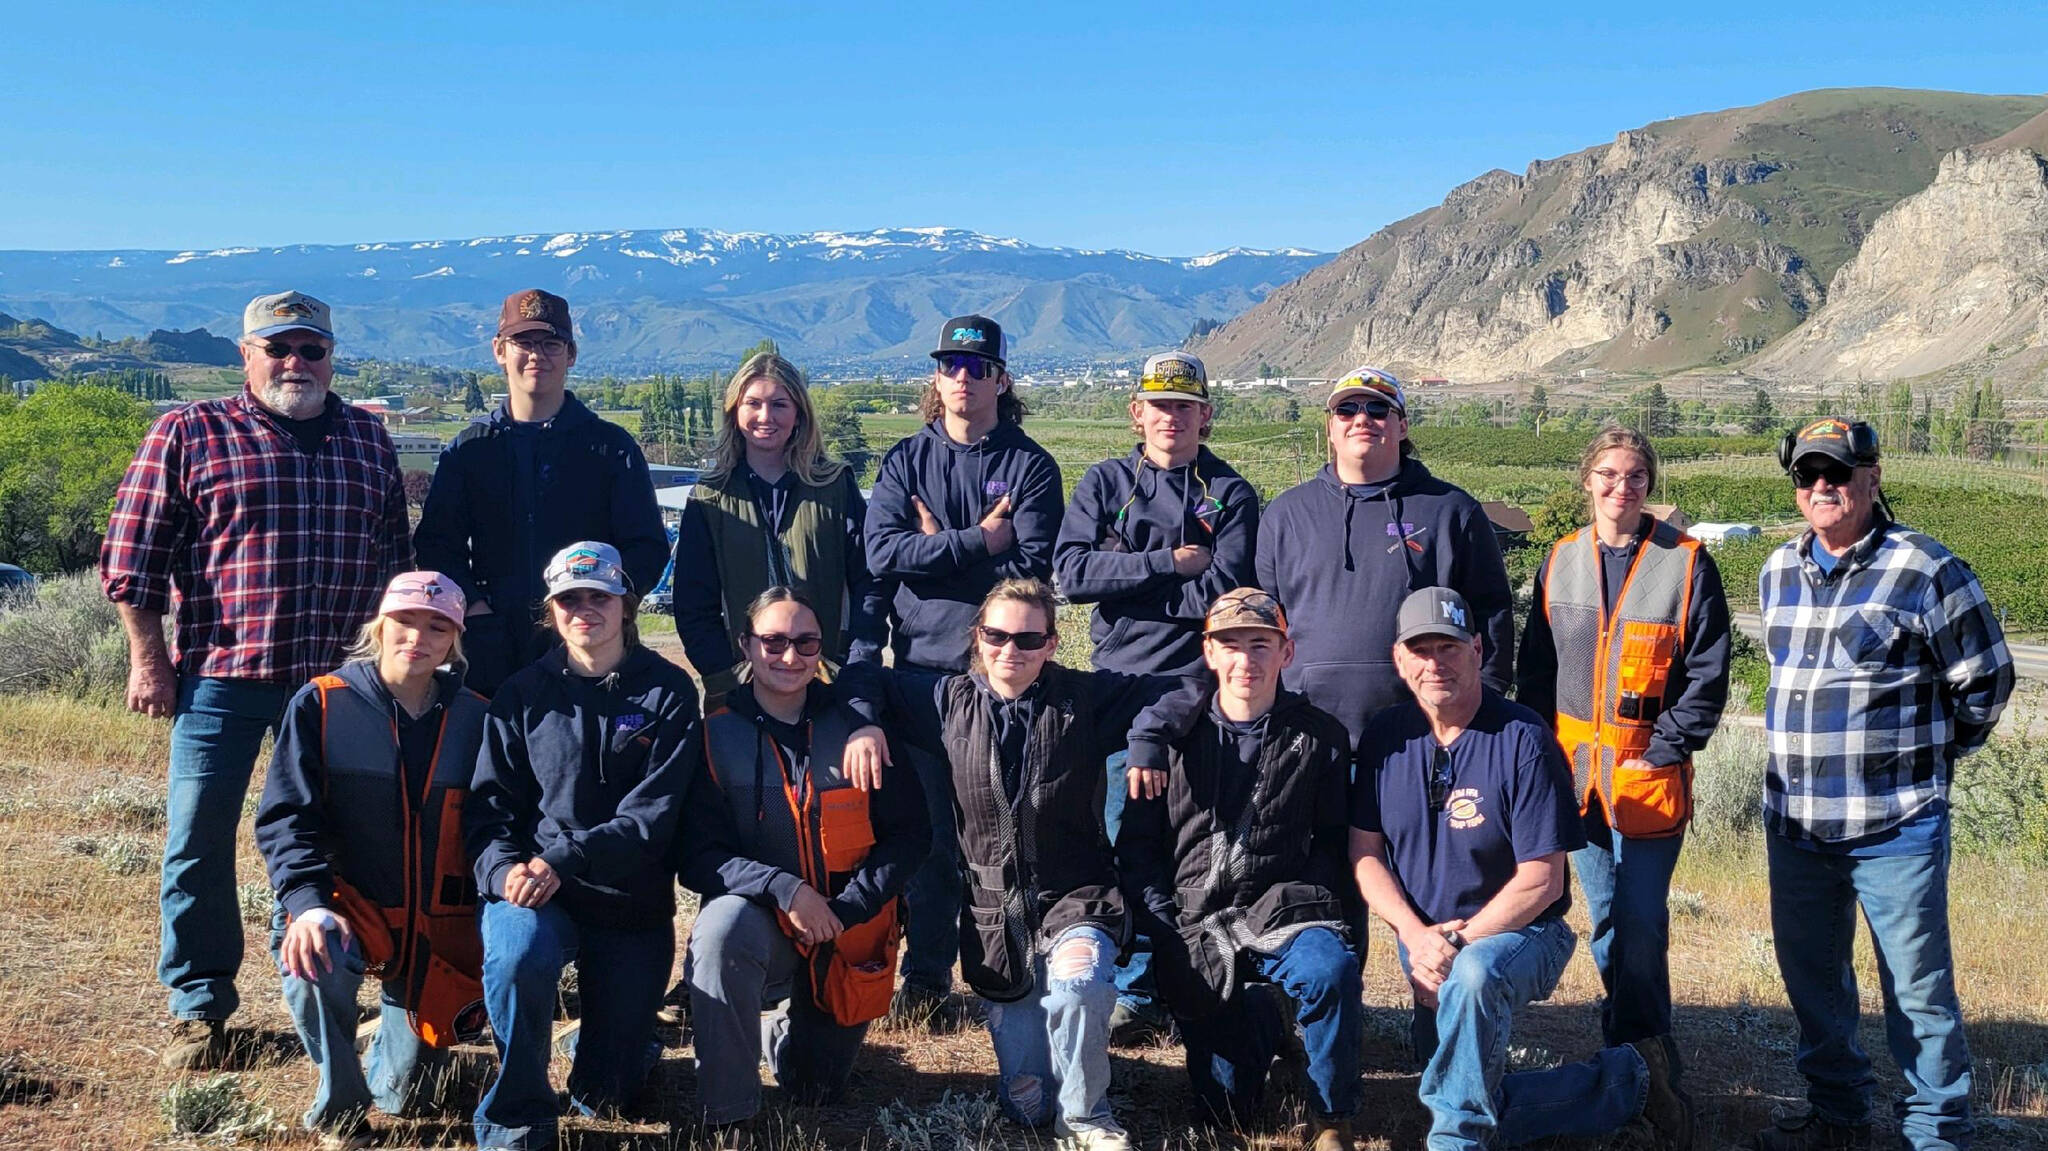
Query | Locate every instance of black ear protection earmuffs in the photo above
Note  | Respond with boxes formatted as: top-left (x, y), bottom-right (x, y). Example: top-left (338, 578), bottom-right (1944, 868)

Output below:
top-left (1777, 420), bottom-right (1880, 473)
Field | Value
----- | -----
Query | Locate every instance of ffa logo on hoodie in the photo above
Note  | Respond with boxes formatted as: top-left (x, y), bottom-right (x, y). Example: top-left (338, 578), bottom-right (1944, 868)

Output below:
top-left (1386, 521), bottom-right (1428, 554)
top-left (984, 479), bottom-right (1011, 499)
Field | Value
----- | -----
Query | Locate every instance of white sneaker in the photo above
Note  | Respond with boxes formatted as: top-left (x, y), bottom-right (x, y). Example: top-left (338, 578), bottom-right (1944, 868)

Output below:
top-left (1055, 1124), bottom-right (1131, 1151)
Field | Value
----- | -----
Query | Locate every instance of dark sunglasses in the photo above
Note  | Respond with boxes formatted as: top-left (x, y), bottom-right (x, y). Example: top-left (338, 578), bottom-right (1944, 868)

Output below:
top-left (752, 632), bottom-right (823, 657)
top-left (977, 625), bottom-right (1052, 651)
top-left (1428, 745), bottom-right (1456, 814)
top-left (1331, 398), bottom-right (1395, 421)
top-left (937, 353), bottom-right (997, 382)
top-left (1792, 460), bottom-right (1857, 490)
top-left (257, 341), bottom-right (329, 362)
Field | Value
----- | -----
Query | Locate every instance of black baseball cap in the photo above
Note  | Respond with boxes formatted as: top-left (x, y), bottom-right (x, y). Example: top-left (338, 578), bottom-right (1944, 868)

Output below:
top-left (1395, 586), bottom-right (1477, 645)
top-left (931, 314), bottom-right (1006, 366)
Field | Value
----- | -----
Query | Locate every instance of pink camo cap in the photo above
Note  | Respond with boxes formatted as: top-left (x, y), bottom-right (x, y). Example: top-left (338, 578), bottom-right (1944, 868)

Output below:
top-left (378, 570), bottom-right (467, 630)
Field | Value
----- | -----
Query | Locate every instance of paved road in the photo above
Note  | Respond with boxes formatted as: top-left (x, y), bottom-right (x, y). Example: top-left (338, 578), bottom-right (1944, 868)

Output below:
top-left (1732, 612), bottom-right (2048, 681)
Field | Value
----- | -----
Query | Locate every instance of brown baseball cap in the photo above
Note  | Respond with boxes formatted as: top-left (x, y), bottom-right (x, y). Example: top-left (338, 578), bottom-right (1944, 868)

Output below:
top-left (1205, 587), bottom-right (1289, 637)
top-left (498, 289), bottom-right (574, 341)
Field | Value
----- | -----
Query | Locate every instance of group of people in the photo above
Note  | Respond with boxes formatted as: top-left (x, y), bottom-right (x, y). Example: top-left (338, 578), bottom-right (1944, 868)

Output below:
top-left (99, 288), bottom-right (2015, 1151)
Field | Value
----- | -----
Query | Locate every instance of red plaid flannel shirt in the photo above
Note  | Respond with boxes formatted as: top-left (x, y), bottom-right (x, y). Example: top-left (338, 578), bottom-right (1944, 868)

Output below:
top-left (99, 391), bottom-right (414, 685)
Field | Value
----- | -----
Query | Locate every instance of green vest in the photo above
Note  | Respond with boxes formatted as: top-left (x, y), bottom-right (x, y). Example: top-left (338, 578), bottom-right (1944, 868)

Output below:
top-left (693, 469), bottom-right (852, 687)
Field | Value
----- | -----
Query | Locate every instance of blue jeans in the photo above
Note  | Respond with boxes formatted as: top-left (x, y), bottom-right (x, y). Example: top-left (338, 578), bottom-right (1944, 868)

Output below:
top-left (983, 925), bottom-right (1122, 1138)
top-left (1178, 927), bottom-right (1362, 1123)
top-left (1571, 804), bottom-right (1684, 1046)
top-left (474, 900), bottom-right (672, 1150)
top-left (1407, 919), bottom-right (1646, 1149)
top-left (1103, 750), bottom-right (1159, 1015)
top-left (162, 676), bottom-right (289, 1020)
top-left (685, 895), bottom-right (872, 1124)
top-left (270, 908), bottom-right (436, 1131)
top-left (1766, 833), bottom-right (1971, 1150)
top-left (900, 739), bottom-right (962, 990)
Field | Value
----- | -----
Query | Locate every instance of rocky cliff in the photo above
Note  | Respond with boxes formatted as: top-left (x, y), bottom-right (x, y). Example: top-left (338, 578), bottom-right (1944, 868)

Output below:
top-left (1195, 89), bottom-right (2047, 383)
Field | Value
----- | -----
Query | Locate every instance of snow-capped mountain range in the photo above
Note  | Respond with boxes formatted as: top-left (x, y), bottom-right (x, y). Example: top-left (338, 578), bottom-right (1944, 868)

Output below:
top-left (0, 227), bottom-right (1329, 370)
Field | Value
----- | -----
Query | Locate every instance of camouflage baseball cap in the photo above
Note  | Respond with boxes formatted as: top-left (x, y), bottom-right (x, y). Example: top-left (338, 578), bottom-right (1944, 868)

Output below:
top-left (1205, 587), bottom-right (1289, 636)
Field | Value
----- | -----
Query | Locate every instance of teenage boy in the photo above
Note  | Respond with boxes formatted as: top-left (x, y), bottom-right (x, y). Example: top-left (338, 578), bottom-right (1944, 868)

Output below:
top-left (863, 314), bottom-right (1064, 1019)
top-left (414, 289), bottom-right (668, 694)
top-left (1054, 350), bottom-right (1260, 1043)
top-left (1120, 588), bottom-right (1361, 1151)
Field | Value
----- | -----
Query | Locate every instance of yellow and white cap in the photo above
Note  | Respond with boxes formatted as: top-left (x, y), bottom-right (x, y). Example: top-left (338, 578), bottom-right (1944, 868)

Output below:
top-left (1135, 351), bottom-right (1211, 405)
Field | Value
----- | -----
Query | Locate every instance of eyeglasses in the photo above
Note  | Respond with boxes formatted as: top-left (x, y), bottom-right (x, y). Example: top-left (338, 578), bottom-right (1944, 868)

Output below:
top-left (255, 341), bottom-right (330, 362)
top-left (1428, 746), bottom-right (1456, 814)
top-left (1331, 399), bottom-right (1395, 421)
top-left (1590, 468), bottom-right (1652, 491)
top-left (1792, 460), bottom-right (1857, 489)
top-left (937, 353), bottom-right (997, 382)
top-left (976, 625), bottom-right (1052, 651)
top-left (508, 336), bottom-right (569, 357)
top-left (751, 632), bottom-right (823, 657)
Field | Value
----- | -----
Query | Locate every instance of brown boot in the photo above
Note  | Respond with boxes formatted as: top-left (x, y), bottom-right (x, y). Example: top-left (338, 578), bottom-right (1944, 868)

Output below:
top-left (1752, 1108), bottom-right (1874, 1151)
top-left (1308, 1117), bottom-right (1356, 1151)
top-left (161, 1019), bottom-right (228, 1071)
top-left (1628, 1038), bottom-right (1696, 1150)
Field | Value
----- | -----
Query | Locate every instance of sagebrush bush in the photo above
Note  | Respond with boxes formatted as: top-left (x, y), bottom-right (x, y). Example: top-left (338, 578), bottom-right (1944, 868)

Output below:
top-left (0, 572), bottom-right (130, 701)
top-left (1692, 713), bottom-right (1767, 841)
top-left (1952, 734), bottom-right (2048, 867)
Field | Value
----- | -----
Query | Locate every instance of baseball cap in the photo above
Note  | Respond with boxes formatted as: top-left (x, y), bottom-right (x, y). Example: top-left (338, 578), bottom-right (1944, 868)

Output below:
top-left (1135, 351), bottom-right (1211, 405)
top-left (1327, 366), bottom-right (1406, 414)
top-left (377, 570), bottom-right (467, 631)
top-left (243, 291), bottom-right (333, 340)
top-left (498, 289), bottom-right (574, 342)
top-left (1395, 587), bottom-right (1476, 646)
top-left (543, 542), bottom-right (630, 598)
top-left (1205, 587), bottom-right (1289, 637)
top-left (1788, 417), bottom-right (1871, 469)
top-left (931, 314), bottom-right (1007, 366)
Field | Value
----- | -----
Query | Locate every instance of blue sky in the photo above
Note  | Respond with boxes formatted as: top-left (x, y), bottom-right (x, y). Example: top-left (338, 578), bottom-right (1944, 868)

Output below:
top-left (4, 2), bottom-right (2043, 256)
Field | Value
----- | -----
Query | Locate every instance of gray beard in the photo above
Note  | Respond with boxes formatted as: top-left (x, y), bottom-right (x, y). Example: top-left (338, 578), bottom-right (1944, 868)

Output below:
top-left (250, 380), bottom-right (329, 420)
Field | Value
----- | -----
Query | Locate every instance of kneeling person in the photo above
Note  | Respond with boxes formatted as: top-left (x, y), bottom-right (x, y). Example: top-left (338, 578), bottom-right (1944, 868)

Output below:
top-left (1121, 588), bottom-right (1362, 1150)
top-left (1349, 588), bottom-right (1693, 1150)
top-left (679, 588), bottom-right (930, 1137)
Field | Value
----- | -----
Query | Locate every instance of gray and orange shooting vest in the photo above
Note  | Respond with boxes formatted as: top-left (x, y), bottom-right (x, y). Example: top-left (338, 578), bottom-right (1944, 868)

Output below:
top-left (1541, 518), bottom-right (1701, 838)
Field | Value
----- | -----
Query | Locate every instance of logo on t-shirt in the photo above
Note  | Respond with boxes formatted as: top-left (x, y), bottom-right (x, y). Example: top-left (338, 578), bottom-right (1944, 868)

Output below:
top-left (1445, 787), bottom-right (1486, 830)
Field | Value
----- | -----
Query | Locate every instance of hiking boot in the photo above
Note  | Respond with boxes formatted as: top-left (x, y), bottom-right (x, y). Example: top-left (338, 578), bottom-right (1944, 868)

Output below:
top-left (1107, 999), bottom-right (1169, 1047)
top-left (1752, 1107), bottom-right (1874, 1151)
top-left (315, 1124), bottom-right (374, 1150)
top-left (1308, 1117), bottom-right (1356, 1151)
top-left (161, 1019), bottom-right (228, 1071)
top-left (1629, 1037), bottom-right (1696, 1151)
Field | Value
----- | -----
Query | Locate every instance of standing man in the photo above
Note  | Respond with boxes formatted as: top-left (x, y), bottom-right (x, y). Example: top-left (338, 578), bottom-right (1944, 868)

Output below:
top-left (1752, 419), bottom-right (2013, 1151)
top-left (1055, 350), bottom-right (1260, 1043)
top-left (1120, 589), bottom-right (1361, 1150)
top-left (414, 289), bottom-right (668, 694)
top-left (1350, 589), bottom-right (1692, 1150)
top-left (864, 314), bottom-right (1064, 1021)
top-left (1256, 367), bottom-right (1513, 747)
top-left (101, 290), bottom-right (412, 1069)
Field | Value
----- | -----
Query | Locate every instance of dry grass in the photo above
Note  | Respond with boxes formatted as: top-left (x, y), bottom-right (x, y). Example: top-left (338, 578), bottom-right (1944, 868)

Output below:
top-left (2, 691), bottom-right (2045, 1149)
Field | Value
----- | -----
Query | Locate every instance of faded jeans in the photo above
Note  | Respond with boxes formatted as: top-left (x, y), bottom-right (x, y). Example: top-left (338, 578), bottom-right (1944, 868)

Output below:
top-left (1406, 918), bottom-right (1647, 1149)
top-left (269, 908), bottom-right (437, 1132)
top-left (1767, 832), bottom-right (1972, 1151)
top-left (685, 895), bottom-right (871, 1125)
top-left (1103, 750), bottom-right (1159, 1016)
top-left (983, 924), bottom-right (1122, 1138)
top-left (162, 676), bottom-right (289, 1020)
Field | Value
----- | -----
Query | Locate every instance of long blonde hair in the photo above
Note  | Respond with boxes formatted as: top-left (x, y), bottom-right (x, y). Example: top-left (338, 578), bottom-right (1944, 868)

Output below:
top-left (708, 352), bottom-right (847, 486)
top-left (345, 614), bottom-right (466, 668)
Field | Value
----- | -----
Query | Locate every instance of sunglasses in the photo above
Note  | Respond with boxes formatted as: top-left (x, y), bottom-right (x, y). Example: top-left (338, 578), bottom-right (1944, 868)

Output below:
top-left (937, 353), bottom-right (998, 382)
top-left (256, 341), bottom-right (329, 362)
top-left (751, 632), bottom-right (823, 657)
top-left (1331, 398), bottom-right (1395, 421)
top-left (1428, 745), bottom-right (1456, 814)
top-left (1792, 460), bottom-right (1857, 489)
top-left (977, 625), bottom-right (1052, 651)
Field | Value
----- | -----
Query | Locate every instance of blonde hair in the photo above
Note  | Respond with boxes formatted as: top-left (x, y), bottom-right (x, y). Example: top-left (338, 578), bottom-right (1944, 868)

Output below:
top-left (968, 578), bottom-right (1060, 677)
top-left (345, 613), bottom-right (466, 667)
top-left (708, 353), bottom-right (847, 487)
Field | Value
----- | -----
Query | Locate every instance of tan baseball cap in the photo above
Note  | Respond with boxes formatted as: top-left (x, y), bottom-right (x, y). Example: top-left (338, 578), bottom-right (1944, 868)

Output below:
top-left (1205, 587), bottom-right (1289, 637)
top-left (243, 290), bottom-right (333, 340)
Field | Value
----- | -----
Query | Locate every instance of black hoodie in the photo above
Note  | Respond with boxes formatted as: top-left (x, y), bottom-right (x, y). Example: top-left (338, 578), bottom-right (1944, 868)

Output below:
top-left (1255, 459), bottom-right (1514, 747)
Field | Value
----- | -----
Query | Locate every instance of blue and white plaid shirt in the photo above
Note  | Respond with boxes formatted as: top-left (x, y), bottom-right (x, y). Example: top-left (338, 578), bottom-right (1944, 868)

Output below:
top-left (1759, 518), bottom-right (2014, 843)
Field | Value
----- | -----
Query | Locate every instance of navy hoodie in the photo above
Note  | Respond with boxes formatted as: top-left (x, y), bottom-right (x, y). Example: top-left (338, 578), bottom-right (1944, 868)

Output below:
top-left (1255, 459), bottom-right (1514, 746)
top-left (1054, 446), bottom-right (1261, 675)
top-left (464, 644), bottom-right (698, 928)
top-left (864, 420), bottom-right (1063, 671)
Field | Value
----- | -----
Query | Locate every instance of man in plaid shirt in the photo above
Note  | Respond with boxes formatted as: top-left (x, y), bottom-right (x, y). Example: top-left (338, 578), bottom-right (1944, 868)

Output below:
top-left (1754, 418), bottom-right (2013, 1151)
top-left (99, 290), bottom-right (411, 1070)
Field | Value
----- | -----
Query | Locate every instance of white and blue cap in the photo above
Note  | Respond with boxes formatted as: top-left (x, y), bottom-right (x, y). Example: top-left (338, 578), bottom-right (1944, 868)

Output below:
top-left (1327, 365), bottom-right (1406, 414)
top-left (543, 541), bottom-right (630, 598)
top-left (1395, 586), bottom-right (1475, 645)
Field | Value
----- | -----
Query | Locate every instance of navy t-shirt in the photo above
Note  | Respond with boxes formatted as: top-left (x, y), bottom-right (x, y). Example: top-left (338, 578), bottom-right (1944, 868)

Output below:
top-left (1351, 691), bottom-right (1585, 926)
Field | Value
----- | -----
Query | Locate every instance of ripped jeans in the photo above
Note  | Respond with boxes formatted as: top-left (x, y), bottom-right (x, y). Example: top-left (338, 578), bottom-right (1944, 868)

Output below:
top-left (983, 924), bottom-right (1122, 1138)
